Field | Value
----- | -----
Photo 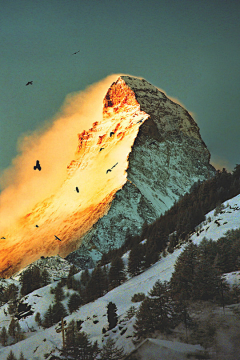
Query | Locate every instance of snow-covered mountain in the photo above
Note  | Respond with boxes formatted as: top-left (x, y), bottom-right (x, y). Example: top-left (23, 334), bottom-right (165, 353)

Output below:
top-left (1, 194), bottom-right (240, 360)
top-left (0, 76), bottom-right (215, 277)
top-left (66, 75), bottom-right (215, 267)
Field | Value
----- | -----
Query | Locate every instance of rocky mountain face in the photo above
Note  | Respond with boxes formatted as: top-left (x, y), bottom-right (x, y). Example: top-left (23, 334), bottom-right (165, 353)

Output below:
top-left (66, 76), bottom-right (215, 267)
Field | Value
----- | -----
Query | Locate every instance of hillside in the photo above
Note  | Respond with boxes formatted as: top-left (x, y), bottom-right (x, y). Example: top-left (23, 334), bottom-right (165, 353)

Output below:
top-left (0, 194), bottom-right (240, 359)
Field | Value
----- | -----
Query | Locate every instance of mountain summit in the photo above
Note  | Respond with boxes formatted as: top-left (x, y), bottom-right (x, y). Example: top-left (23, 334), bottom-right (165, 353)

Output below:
top-left (0, 76), bottom-right (215, 277)
top-left (66, 75), bottom-right (215, 267)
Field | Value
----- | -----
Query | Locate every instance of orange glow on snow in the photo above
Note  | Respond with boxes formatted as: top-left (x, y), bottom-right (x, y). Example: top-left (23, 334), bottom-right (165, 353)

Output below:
top-left (0, 75), bottom-right (149, 277)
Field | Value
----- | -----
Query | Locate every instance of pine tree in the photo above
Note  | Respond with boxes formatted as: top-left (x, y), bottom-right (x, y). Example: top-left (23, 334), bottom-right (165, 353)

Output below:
top-left (20, 266), bottom-right (42, 295)
top-left (64, 320), bottom-right (78, 358)
top-left (215, 236), bottom-right (235, 273)
top-left (43, 304), bottom-right (54, 328)
top-left (8, 317), bottom-right (17, 338)
top-left (67, 265), bottom-right (79, 289)
top-left (134, 297), bottom-right (155, 339)
top-left (54, 283), bottom-right (65, 302)
top-left (52, 301), bottom-right (68, 324)
top-left (192, 258), bottom-right (223, 301)
top-left (101, 337), bottom-right (125, 360)
top-left (41, 269), bottom-right (50, 286)
top-left (128, 243), bottom-right (144, 277)
top-left (8, 299), bottom-right (18, 315)
top-left (6, 350), bottom-right (17, 360)
top-left (0, 326), bottom-right (8, 346)
top-left (109, 255), bottom-right (126, 288)
top-left (170, 243), bottom-right (198, 300)
top-left (125, 306), bottom-right (136, 320)
top-left (14, 320), bottom-right (23, 342)
top-left (142, 242), bottom-right (159, 270)
top-left (86, 266), bottom-right (107, 301)
top-left (35, 312), bottom-right (41, 326)
top-left (172, 300), bottom-right (192, 339)
top-left (19, 352), bottom-right (27, 360)
top-left (107, 302), bottom-right (118, 330)
top-left (2, 284), bottom-right (18, 303)
top-left (80, 268), bottom-right (90, 286)
top-left (148, 280), bottom-right (173, 333)
top-left (62, 325), bottom-right (99, 360)
top-left (68, 293), bottom-right (82, 313)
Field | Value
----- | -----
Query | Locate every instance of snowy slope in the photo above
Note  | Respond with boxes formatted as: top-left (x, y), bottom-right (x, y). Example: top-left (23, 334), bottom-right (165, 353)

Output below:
top-left (191, 194), bottom-right (240, 243)
top-left (0, 194), bottom-right (240, 359)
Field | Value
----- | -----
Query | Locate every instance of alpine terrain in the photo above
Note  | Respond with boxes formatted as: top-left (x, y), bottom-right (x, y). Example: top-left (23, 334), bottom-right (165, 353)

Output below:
top-left (0, 75), bottom-right (215, 277)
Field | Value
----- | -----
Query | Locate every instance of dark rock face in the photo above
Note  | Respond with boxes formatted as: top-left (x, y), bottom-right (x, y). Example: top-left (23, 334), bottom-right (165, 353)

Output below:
top-left (66, 76), bottom-right (215, 267)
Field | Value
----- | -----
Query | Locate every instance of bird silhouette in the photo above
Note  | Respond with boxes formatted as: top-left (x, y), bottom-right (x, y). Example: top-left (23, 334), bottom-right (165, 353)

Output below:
top-left (35, 225), bottom-right (39, 228)
top-left (34, 160), bottom-right (41, 171)
top-left (112, 162), bottom-right (118, 169)
top-left (76, 187), bottom-right (79, 193)
top-left (106, 162), bottom-right (118, 174)
top-left (1, 237), bottom-right (6, 239)
top-left (72, 50), bottom-right (80, 55)
top-left (26, 81), bottom-right (33, 86)
top-left (110, 131), bottom-right (114, 137)
top-left (99, 147), bottom-right (104, 152)
top-left (54, 235), bottom-right (61, 241)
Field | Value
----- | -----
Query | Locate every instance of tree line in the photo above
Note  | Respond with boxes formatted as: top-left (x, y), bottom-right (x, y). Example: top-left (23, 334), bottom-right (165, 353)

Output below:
top-left (134, 228), bottom-right (240, 341)
top-left (100, 164), bottom-right (240, 273)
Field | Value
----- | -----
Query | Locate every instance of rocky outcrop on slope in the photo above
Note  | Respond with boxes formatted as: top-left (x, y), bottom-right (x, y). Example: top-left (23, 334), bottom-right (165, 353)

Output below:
top-left (66, 76), bottom-right (215, 267)
top-left (13, 255), bottom-right (73, 282)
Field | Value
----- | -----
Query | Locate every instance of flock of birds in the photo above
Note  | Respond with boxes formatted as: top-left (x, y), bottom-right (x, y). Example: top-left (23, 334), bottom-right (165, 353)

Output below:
top-left (25, 49), bottom-right (80, 86)
top-left (2, 125), bottom-right (120, 242)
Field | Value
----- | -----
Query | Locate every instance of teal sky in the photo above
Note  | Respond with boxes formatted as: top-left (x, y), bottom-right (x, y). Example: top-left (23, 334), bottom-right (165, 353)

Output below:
top-left (1, 0), bottom-right (240, 173)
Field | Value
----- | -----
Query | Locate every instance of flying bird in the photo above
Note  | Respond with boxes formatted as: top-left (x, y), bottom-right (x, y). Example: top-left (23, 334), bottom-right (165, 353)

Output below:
top-left (72, 50), bottom-right (80, 55)
top-left (106, 162), bottom-right (118, 174)
top-left (26, 81), bottom-right (33, 86)
top-left (54, 235), bottom-right (61, 241)
top-left (76, 187), bottom-right (79, 193)
top-left (112, 162), bottom-right (118, 169)
top-left (99, 147), bottom-right (104, 152)
top-left (110, 131), bottom-right (115, 137)
top-left (34, 160), bottom-right (41, 171)
top-left (35, 225), bottom-right (39, 228)
top-left (1, 237), bottom-right (6, 239)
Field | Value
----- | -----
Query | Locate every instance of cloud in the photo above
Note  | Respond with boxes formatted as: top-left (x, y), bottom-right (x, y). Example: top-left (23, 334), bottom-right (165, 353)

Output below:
top-left (0, 74), bottom-right (121, 229)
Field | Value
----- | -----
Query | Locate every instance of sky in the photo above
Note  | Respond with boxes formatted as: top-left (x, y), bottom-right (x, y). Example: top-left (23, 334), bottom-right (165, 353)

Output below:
top-left (1, 0), bottom-right (240, 177)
